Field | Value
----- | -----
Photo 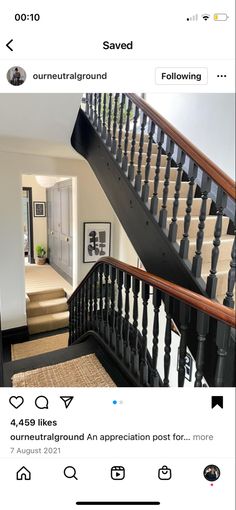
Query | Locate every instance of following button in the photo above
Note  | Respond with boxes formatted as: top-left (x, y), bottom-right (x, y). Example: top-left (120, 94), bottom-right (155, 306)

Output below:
top-left (156, 67), bottom-right (207, 85)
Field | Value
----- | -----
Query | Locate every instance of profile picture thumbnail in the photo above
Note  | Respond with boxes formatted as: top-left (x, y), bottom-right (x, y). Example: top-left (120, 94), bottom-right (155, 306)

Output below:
top-left (7, 66), bottom-right (26, 86)
top-left (203, 465), bottom-right (221, 482)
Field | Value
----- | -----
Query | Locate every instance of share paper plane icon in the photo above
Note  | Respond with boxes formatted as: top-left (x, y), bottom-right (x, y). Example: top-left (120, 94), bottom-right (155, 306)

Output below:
top-left (60, 396), bottom-right (74, 409)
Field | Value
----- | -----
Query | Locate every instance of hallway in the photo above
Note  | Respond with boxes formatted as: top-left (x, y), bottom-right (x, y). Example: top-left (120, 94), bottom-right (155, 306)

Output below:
top-left (25, 263), bottom-right (73, 295)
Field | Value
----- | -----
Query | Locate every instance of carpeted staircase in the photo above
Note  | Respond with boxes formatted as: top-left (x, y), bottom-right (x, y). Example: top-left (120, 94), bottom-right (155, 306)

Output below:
top-left (128, 137), bottom-right (234, 305)
top-left (26, 288), bottom-right (69, 335)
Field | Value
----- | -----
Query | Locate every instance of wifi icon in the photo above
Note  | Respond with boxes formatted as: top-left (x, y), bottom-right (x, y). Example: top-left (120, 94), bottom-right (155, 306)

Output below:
top-left (202, 14), bottom-right (210, 21)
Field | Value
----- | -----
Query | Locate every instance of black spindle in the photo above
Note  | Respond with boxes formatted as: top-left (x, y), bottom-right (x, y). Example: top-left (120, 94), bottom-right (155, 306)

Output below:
top-left (93, 93), bottom-right (98, 128)
top-left (93, 267), bottom-right (98, 331)
top-left (132, 278), bottom-right (140, 376)
top-left (110, 266), bottom-right (117, 350)
top-left (78, 290), bottom-right (83, 337)
top-left (85, 93), bottom-right (89, 115)
top-left (192, 174), bottom-right (212, 277)
top-left (97, 93), bottom-right (102, 133)
top-left (99, 264), bottom-right (104, 336)
top-left (104, 264), bottom-right (110, 344)
top-left (85, 278), bottom-right (89, 331)
top-left (111, 93), bottom-right (119, 155)
top-left (117, 269), bottom-right (124, 358)
top-left (179, 161), bottom-right (198, 259)
top-left (122, 99), bottom-right (132, 173)
top-left (102, 94), bottom-right (107, 140)
top-left (150, 128), bottom-right (165, 216)
top-left (206, 189), bottom-right (227, 298)
top-left (106, 93), bottom-right (113, 147)
top-left (141, 121), bottom-right (155, 203)
top-left (214, 321), bottom-right (231, 386)
top-left (68, 301), bottom-right (73, 345)
top-left (124, 273), bottom-right (132, 366)
top-left (128, 106), bottom-right (139, 181)
top-left (178, 302), bottom-right (190, 387)
top-left (168, 149), bottom-right (186, 242)
top-left (163, 295), bottom-right (172, 387)
top-left (89, 93), bottom-right (94, 122)
top-left (223, 237), bottom-right (236, 308)
top-left (140, 282), bottom-right (150, 386)
top-left (194, 311), bottom-right (209, 387)
top-left (134, 112), bottom-right (147, 193)
top-left (152, 287), bottom-right (162, 386)
top-left (116, 94), bottom-right (126, 164)
top-left (159, 138), bottom-right (175, 228)
top-left (81, 285), bottom-right (85, 335)
top-left (89, 276), bottom-right (93, 330)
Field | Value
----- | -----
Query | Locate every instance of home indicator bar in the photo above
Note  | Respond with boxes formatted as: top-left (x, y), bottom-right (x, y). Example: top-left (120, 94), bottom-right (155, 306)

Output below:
top-left (76, 503), bottom-right (160, 506)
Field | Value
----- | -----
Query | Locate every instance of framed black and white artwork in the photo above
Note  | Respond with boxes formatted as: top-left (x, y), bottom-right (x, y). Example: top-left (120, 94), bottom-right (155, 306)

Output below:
top-left (33, 201), bottom-right (46, 217)
top-left (83, 222), bottom-right (111, 263)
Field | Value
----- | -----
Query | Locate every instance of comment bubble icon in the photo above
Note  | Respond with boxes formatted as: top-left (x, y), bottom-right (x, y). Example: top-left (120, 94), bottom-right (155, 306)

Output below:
top-left (35, 395), bottom-right (49, 410)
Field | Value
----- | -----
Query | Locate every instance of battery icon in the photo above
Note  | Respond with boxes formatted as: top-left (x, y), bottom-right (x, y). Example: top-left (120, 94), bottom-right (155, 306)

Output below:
top-left (214, 13), bottom-right (229, 21)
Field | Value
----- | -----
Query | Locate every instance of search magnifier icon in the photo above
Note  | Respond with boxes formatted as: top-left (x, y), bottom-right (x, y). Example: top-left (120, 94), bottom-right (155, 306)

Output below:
top-left (64, 466), bottom-right (78, 480)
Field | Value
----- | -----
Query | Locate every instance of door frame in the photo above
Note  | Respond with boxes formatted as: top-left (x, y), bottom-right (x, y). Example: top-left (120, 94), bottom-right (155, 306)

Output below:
top-left (23, 187), bottom-right (35, 264)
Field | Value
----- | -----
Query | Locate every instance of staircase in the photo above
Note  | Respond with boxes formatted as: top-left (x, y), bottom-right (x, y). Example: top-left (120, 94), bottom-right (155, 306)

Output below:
top-left (0, 94), bottom-right (235, 388)
top-left (1, 257), bottom-right (235, 387)
top-left (26, 288), bottom-right (69, 335)
top-left (71, 94), bottom-right (235, 307)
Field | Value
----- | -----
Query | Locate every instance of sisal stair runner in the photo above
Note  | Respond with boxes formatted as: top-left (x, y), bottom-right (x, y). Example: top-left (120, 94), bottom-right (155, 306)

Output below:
top-left (12, 354), bottom-right (116, 387)
top-left (26, 288), bottom-right (69, 335)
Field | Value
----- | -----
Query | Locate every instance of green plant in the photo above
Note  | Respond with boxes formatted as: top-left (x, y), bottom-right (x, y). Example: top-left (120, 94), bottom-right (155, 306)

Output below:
top-left (35, 244), bottom-right (46, 258)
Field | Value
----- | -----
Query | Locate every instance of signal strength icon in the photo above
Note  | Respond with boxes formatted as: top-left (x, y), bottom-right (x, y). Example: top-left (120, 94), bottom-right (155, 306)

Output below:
top-left (186, 14), bottom-right (198, 21)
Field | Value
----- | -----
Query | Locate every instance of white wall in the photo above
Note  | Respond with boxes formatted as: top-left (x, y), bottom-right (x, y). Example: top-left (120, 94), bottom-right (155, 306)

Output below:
top-left (0, 149), bottom-right (136, 330)
top-left (146, 93), bottom-right (235, 178)
top-left (0, 152), bottom-right (80, 330)
top-left (22, 175), bottom-right (48, 256)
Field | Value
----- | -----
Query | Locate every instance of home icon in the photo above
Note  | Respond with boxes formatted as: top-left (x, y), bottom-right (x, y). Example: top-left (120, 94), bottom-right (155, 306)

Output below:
top-left (16, 466), bottom-right (31, 481)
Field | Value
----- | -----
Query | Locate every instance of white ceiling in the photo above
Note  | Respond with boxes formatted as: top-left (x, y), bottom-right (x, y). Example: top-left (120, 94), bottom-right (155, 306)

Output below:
top-left (0, 93), bottom-right (83, 159)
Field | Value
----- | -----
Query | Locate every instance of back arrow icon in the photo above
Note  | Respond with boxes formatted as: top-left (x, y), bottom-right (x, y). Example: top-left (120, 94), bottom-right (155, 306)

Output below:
top-left (6, 39), bottom-right (13, 51)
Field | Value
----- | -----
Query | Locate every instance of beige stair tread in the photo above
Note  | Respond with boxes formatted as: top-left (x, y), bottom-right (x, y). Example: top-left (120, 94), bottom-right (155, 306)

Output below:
top-left (143, 179), bottom-right (191, 198)
top-left (134, 152), bottom-right (166, 166)
top-left (27, 297), bottom-right (68, 317)
top-left (11, 333), bottom-right (69, 361)
top-left (28, 311), bottom-right (69, 335)
top-left (201, 259), bottom-right (231, 276)
top-left (133, 165), bottom-right (177, 181)
top-left (149, 197), bottom-right (210, 217)
top-left (188, 235), bottom-right (234, 262)
top-left (27, 288), bottom-right (66, 302)
top-left (201, 259), bottom-right (231, 298)
top-left (175, 216), bottom-right (229, 239)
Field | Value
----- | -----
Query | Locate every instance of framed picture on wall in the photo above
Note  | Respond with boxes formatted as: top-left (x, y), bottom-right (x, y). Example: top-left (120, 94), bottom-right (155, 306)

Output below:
top-left (33, 201), bottom-right (46, 217)
top-left (83, 222), bottom-right (111, 263)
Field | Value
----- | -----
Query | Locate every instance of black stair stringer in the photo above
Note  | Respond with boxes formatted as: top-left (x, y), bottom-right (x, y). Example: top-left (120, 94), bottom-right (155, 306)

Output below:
top-left (72, 109), bottom-right (208, 296)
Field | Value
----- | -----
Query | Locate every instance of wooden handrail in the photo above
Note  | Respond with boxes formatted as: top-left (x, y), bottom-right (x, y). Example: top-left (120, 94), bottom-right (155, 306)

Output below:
top-left (69, 257), bottom-right (236, 328)
top-left (127, 93), bottom-right (236, 200)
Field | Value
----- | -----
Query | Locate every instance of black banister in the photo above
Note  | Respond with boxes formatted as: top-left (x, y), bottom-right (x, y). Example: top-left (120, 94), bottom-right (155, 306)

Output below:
top-left (68, 256), bottom-right (235, 387)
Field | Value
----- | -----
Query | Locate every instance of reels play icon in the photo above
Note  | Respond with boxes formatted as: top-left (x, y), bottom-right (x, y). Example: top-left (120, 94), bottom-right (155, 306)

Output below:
top-left (111, 466), bottom-right (125, 480)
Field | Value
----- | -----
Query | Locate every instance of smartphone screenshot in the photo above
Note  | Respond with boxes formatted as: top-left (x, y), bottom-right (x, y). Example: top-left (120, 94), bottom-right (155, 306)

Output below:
top-left (0, 1), bottom-right (235, 509)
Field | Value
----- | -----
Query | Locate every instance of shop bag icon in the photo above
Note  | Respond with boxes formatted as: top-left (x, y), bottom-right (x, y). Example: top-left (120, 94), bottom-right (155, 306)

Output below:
top-left (158, 465), bottom-right (172, 480)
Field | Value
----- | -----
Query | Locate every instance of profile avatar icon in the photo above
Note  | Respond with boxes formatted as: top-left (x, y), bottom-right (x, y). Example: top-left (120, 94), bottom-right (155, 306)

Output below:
top-left (203, 464), bottom-right (220, 482)
top-left (7, 66), bottom-right (26, 86)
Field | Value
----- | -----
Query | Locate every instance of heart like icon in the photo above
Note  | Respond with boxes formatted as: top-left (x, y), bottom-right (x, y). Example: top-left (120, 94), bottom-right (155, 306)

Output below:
top-left (9, 396), bottom-right (24, 409)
